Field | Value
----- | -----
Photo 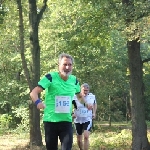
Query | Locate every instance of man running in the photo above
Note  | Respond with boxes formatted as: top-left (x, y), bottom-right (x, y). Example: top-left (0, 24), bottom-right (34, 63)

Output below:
top-left (72, 83), bottom-right (97, 150)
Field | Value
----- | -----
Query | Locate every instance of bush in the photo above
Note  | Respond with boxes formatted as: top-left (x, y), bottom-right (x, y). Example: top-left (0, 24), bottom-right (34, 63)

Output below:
top-left (12, 106), bottom-right (29, 132)
top-left (0, 114), bottom-right (12, 128)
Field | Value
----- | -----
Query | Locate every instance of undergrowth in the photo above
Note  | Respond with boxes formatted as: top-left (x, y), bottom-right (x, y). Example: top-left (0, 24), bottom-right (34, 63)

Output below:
top-left (0, 122), bottom-right (150, 150)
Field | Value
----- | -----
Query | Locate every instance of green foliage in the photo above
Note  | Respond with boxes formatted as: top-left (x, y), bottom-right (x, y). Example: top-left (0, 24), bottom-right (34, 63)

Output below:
top-left (0, 114), bottom-right (12, 128)
top-left (0, 4), bottom-right (5, 24)
top-left (0, 101), bottom-right (11, 114)
top-left (12, 106), bottom-right (29, 132)
top-left (38, 1), bottom-right (130, 123)
top-left (0, 0), bottom-right (128, 128)
top-left (1, 0), bottom-right (150, 132)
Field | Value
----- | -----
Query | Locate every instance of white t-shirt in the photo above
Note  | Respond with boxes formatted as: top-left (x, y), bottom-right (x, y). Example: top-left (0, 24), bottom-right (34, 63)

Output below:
top-left (88, 93), bottom-right (97, 104)
top-left (73, 93), bottom-right (96, 124)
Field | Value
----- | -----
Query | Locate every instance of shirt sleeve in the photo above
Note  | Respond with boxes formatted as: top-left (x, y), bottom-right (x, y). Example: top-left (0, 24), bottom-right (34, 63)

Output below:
top-left (92, 95), bottom-right (97, 104)
top-left (38, 73), bottom-right (52, 90)
top-left (94, 96), bottom-right (97, 104)
top-left (88, 93), bottom-right (97, 104)
top-left (75, 78), bottom-right (81, 94)
top-left (73, 95), bottom-right (77, 100)
top-left (72, 100), bottom-right (77, 109)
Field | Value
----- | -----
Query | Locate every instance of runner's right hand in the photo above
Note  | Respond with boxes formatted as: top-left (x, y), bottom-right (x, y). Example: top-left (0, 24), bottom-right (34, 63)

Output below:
top-left (37, 102), bottom-right (45, 109)
top-left (86, 103), bottom-right (93, 110)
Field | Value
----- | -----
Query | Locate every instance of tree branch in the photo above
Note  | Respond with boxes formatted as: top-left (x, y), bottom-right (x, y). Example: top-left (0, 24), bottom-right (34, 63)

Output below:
top-left (17, 0), bottom-right (33, 90)
top-left (37, 0), bottom-right (48, 25)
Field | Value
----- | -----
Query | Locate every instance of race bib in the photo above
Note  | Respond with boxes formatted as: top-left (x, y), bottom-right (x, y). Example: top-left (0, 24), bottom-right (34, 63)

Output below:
top-left (77, 108), bottom-right (88, 117)
top-left (55, 96), bottom-right (71, 113)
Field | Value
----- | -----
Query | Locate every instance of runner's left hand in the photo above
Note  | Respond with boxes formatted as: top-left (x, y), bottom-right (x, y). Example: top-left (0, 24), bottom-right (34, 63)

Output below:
top-left (92, 113), bottom-right (96, 119)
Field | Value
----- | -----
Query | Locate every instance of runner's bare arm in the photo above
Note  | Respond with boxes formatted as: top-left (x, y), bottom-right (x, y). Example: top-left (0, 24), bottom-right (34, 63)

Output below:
top-left (30, 86), bottom-right (43, 102)
top-left (92, 102), bottom-right (97, 119)
top-left (76, 93), bottom-right (93, 110)
top-left (30, 86), bottom-right (45, 109)
top-left (76, 93), bottom-right (86, 104)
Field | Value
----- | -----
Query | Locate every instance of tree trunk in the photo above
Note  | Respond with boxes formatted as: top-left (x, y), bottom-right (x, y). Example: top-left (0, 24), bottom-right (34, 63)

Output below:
top-left (17, 0), bottom-right (42, 146)
top-left (28, 0), bottom-right (42, 146)
top-left (28, 0), bottom-right (48, 146)
top-left (127, 39), bottom-right (150, 150)
top-left (122, 0), bottom-right (150, 149)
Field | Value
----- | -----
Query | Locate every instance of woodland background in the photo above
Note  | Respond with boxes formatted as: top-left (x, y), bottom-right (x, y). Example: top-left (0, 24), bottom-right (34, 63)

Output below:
top-left (1, 0), bottom-right (150, 149)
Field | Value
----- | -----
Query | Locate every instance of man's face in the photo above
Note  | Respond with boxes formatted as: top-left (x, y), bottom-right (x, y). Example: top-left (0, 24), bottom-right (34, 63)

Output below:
top-left (81, 86), bottom-right (89, 97)
top-left (58, 57), bottom-right (73, 77)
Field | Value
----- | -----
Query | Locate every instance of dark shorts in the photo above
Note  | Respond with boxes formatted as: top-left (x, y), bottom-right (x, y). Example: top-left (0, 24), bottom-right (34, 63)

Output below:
top-left (74, 120), bottom-right (92, 135)
top-left (44, 121), bottom-right (73, 150)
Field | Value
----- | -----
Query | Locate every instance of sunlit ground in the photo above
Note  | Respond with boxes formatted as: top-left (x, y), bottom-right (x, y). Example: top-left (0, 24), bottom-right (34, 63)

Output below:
top-left (0, 122), bottom-right (150, 150)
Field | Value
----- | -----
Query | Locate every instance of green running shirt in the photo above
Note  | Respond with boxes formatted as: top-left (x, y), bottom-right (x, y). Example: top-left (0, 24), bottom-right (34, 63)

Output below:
top-left (38, 72), bottom-right (80, 122)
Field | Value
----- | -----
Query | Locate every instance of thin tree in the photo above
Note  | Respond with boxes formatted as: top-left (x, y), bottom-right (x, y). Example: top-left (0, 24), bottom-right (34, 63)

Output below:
top-left (16, 0), bottom-right (48, 146)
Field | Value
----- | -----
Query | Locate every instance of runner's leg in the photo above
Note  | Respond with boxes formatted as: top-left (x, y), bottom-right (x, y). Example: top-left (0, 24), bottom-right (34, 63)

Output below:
top-left (83, 121), bottom-right (92, 150)
top-left (44, 122), bottom-right (58, 150)
top-left (74, 123), bottom-right (83, 150)
top-left (59, 122), bottom-right (73, 150)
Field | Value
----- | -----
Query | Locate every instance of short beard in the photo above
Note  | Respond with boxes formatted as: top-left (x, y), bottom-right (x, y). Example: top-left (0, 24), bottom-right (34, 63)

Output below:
top-left (61, 71), bottom-right (72, 77)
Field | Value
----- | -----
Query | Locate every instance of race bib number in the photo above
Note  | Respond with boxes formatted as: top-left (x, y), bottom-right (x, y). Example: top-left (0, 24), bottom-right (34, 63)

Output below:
top-left (55, 96), bottom-right (71, 113)
top-left (77, 108), bottom-right (88, 117)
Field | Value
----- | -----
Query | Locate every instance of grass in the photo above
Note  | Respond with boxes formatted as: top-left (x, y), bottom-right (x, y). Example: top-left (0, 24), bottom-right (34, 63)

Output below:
top-left (0, 121), bottom-right (149, 150)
